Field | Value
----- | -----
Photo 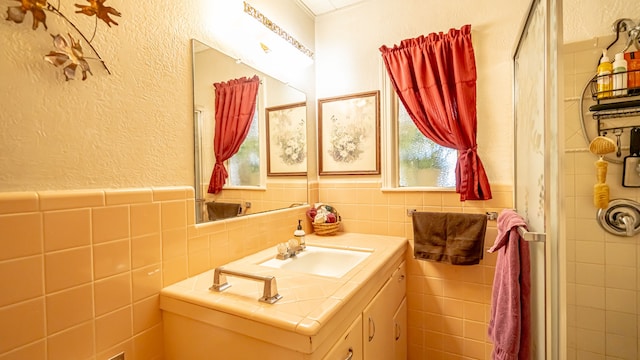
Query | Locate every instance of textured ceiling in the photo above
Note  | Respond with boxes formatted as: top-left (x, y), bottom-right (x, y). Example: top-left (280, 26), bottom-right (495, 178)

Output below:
top-left (297, 0), bottom-right (365, 16)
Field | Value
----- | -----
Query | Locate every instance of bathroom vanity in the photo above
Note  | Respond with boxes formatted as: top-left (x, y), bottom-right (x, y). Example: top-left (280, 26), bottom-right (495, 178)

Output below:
top-left (160, 233), bottom-right (407, 359)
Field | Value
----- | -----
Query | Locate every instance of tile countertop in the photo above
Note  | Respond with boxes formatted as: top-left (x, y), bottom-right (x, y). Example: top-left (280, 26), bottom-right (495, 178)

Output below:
top-left (160, 232), bottom-right (407, 354)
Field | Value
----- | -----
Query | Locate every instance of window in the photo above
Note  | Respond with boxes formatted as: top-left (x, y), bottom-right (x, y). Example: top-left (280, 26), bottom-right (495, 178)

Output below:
top-left (228, 106), bottom-right (260, 186)
top-left (396, 101), bottom-right (457, 188)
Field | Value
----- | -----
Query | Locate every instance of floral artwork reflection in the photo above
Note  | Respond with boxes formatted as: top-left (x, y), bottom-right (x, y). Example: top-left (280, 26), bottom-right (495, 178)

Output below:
top-left (5, 0), bottom-right (121, 81)
top-left (276, 119), bottom-right (306, 166)
top-left (266, 103), bottom-right (307, 176)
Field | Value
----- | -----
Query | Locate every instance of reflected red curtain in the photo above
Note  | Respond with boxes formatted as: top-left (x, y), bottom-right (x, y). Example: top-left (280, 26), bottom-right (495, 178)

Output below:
top-left (379, 25), bottom-right (492, 201)
top-left (207, 75), bottom-right (260, 194)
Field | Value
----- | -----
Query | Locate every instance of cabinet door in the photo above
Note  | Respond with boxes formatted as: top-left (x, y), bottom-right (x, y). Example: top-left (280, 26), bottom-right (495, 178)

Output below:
top-left (363, 279), bottom-right (395, 359)
top-left (393, 297), bottom-right (407, 360)
top-left (388, 262), bottom-right (406, 308)
top-left (323, 315), bottom-right (363, 360)
top-left (362, 261), bottom-right (407, 360)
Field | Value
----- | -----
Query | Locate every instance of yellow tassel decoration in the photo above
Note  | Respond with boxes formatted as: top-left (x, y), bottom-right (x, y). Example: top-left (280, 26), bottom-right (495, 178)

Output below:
top-left (594, 158), bottom-right (609, 209)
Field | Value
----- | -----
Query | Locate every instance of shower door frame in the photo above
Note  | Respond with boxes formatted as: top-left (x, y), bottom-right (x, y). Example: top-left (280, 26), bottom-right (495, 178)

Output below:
top-left (512, 0), bottom-right (564, 359)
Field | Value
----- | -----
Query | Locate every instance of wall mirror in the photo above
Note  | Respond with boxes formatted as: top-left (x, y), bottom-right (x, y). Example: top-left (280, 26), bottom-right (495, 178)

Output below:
top-left (192, 39), bottom-right (308, 223)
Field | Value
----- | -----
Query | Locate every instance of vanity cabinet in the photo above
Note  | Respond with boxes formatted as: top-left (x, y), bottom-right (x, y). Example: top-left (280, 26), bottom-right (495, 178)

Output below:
top-left (323, 315), bottom-right (363, 360)
top-left (393, 298), bottom-right (407, 360)
top-left (160, 233), bottom-right (408, 360)
top-left (362, 261), bottom-right (407, 360)
top-left (323, 261), bottom-right (406, 360)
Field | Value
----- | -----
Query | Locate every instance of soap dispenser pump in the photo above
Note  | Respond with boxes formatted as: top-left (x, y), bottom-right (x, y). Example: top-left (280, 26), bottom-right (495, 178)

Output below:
top-left (294, 219), bottom-right (306, 249)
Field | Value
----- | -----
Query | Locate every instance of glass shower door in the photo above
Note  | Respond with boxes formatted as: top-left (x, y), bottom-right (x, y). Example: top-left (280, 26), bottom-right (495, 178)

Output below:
top-left (513, 0), bottom-right (563, 358)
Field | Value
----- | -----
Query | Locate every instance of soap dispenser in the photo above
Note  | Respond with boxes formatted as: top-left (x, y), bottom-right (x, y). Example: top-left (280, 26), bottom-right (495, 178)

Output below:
top-left (294, 219), bottom-right (306, 249)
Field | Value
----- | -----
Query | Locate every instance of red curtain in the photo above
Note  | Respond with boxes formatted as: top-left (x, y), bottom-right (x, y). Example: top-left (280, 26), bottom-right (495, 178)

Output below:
top-left (207, 75), bottom-right (260, 194)
top-left (379, 25), bottom-right (492, 201)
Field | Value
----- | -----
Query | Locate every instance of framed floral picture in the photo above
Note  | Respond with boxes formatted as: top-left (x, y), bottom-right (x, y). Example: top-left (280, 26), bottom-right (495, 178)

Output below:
top-left (266, 102), bottom-right (307, 176)
top-left (318, 91), bottom-right (380, 175)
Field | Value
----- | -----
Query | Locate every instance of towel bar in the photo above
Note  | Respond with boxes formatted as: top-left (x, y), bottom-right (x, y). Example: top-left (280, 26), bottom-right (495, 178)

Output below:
top-left (486, 212), bottom-right (499, 220)
top-left (517, 226), bottom-right (546, 242)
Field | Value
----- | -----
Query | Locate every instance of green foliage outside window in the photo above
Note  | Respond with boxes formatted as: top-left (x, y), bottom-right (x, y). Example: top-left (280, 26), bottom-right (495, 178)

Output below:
top-left (229, 109), bottom-right (260, 186)
top-left (398, 105), bottom-right (457, 187)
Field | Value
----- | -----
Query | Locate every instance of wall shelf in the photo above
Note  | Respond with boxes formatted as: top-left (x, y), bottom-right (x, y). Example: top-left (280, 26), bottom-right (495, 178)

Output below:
top-left (589, 70), bottom-right (640, 135)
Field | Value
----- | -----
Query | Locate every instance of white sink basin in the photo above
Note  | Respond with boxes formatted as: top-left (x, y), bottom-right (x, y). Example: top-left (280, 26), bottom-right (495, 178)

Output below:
top-left (258, 245), bottom-right (373, 278)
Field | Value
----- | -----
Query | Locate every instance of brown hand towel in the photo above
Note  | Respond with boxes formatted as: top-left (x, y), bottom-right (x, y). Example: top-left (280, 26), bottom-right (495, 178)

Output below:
top-left (207, 202), bottom-right (241, 221)
top-left (412, 212), bottom-right (487, 265)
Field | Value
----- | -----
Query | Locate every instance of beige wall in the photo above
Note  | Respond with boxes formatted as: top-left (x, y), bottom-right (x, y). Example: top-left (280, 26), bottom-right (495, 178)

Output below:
top-left (312, 0), bottom-right (639, 188)
top-left (0, 0), bottom-right (315, 192)
top-left (313, 0), bottom-right (532, 186)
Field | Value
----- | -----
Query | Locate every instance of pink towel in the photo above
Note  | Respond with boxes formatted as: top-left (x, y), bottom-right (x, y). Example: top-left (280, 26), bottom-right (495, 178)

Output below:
top-left (487, 209), bottom-right (531, 360)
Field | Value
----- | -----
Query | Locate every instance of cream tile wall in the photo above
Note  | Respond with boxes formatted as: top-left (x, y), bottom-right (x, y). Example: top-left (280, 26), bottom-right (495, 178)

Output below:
top-left (564, 37), bottom-right (640, 359)
top-left (0, 186), bottom-right (308, 360)
top-left (316, 181), bottom-right (514, 359)
top-left (0, 181), bottom-right (527, 360)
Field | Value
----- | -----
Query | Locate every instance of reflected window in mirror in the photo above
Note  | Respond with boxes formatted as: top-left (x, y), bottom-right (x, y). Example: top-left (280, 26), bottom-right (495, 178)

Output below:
top-left (228, 103), bottom-right (260, 186)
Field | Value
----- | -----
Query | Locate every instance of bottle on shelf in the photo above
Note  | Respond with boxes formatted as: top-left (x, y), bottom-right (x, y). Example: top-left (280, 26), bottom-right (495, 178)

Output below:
top-left (613, 52), bottom-right (628, 97)
top-left (625, 50), bottom-right (640, 95)
top-left (597, 49), bottom-right (613, 99)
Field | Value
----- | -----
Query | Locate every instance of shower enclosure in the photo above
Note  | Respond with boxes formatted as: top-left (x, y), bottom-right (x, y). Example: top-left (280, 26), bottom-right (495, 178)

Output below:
top-left (518, 0), bottom-right (640, 358)
top-left (565, 14), bottom-right (640, 360)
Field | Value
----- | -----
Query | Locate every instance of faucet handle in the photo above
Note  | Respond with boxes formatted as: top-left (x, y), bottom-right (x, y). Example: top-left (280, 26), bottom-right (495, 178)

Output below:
top-left (619, 213), bottom-right (636, 237)
top-left (276, 243), bottom-right (288, 255)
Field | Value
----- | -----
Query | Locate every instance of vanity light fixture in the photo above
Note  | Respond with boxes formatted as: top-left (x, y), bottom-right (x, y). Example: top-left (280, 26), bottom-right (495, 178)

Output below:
top-left (243, 1), bottom-right (314, 60)
top-left (260, 42), bottom-right (272, 53)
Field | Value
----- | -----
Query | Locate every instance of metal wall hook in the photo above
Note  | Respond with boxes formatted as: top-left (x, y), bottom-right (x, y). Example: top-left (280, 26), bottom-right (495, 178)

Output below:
top-left (604, 18), bottom-right (640, 54)
top-left (611, 18), bottom-right (635, 33)
top-left (614, 129), bottom-right (623, 158)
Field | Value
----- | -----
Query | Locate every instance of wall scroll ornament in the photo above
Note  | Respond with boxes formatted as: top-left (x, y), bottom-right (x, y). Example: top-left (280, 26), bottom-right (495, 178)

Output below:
top-left (5, 0), bottom-right (121, 81)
